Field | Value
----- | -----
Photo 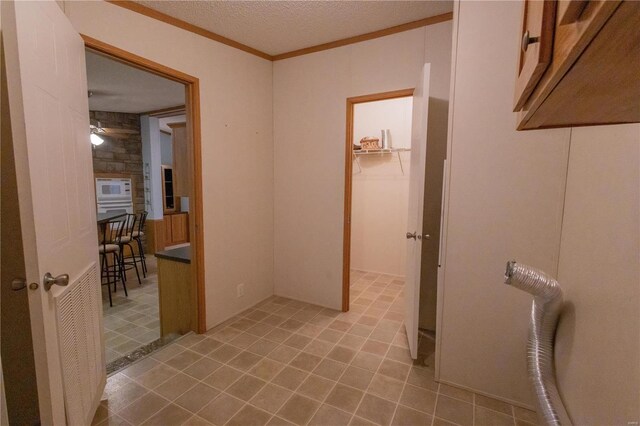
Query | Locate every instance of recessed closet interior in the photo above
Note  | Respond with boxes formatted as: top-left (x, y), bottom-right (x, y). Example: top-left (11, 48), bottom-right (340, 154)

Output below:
top-left (350, 97), bottom-right (413, 279)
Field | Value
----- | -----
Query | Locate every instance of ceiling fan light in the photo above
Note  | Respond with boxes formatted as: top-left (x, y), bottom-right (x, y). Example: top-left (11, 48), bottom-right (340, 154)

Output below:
top-left (90, 133), bottom-right (104, 146)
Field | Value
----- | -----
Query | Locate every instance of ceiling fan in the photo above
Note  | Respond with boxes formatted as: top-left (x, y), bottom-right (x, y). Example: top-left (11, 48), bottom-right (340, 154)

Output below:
top-left (87, 90), bottom-right (139, 145)
top-left (89, 119), bottom-right (139, 145)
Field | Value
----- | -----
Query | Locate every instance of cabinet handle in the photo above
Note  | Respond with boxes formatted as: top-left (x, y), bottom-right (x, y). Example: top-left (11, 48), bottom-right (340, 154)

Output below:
top-left (521, 30), bottom-right (540, 53)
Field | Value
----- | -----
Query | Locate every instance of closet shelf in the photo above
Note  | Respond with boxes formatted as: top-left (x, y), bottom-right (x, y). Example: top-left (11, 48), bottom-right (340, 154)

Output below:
top-left (353, 148), bottom-right (411, 155)
top-left (352, 148), bottom-right (411, 175)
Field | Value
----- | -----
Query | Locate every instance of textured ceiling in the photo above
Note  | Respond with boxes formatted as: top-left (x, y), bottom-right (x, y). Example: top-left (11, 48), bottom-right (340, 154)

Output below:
top-left (133, 1), bottom-right (453, 56)
top-left (86, 50), bottom-right (185, 113)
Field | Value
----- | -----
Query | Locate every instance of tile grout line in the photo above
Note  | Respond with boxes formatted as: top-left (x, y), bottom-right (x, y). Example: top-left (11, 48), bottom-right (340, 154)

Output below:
top-left (430, 384), bottom-right (441, 426)
top-left (473, 391), bottom-right (476, 426)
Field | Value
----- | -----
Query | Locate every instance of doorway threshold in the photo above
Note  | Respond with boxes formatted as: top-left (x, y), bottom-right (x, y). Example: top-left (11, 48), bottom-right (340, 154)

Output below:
top-left (106, 332), bottom-right (182, 376)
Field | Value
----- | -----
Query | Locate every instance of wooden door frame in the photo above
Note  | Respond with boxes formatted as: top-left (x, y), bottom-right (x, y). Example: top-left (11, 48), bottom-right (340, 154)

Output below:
top-left (342, 88), bottom-right (415, 311)
top-left (82, 35), bottom-right (206, 333)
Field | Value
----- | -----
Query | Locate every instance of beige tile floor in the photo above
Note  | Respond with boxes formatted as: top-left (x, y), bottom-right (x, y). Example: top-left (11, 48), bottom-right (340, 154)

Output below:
top-left (102, 256), bottom-right (161, 363)
top-left (93, 270), bottom-right (538, 426)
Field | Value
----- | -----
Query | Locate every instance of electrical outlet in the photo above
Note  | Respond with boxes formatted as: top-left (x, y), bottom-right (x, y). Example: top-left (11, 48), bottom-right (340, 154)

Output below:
top-left (237, 283), bottom-right (245, 298)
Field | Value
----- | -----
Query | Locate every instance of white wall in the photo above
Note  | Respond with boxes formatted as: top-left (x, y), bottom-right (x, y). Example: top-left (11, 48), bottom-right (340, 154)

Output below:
top-left (437, 1), bottom-right (571, 407)
top-left (351, 98), bottom-right (412, 276)
top-left (65, 1), bottom-right (274, 328)
top-left (160, 131), bottom-right (172, 166)
top-left (274, 22), bottom-right (453, 309)
top-left (555, 124), bottom-right (640, 424)
top-left (353, 97), bottom-right (413, 149)
top-left (440, 3), bottom-right (640, 420)
top-left (140, 116), bottom-right (164, 220)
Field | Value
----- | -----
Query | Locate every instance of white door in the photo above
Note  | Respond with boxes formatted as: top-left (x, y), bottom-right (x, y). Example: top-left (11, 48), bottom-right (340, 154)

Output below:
top-left (3, 1), bottom-right (106, 424)
top-left (404, 64), bottom-right (431, 359)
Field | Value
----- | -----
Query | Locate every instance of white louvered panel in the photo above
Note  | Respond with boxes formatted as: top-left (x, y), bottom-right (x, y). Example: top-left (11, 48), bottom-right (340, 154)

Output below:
top-left (55, 263), bottom-right (104, 425)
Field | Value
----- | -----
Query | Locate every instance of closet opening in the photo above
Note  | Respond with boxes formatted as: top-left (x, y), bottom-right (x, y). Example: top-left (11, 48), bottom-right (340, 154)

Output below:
top-left (343, 89), bottom-right (414, 312)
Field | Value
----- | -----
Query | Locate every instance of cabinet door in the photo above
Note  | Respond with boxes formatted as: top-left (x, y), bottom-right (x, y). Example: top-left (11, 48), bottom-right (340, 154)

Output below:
top-left (171, 213), bottom-right (188, 244)
top-left (162, 166), bottom-right (175, 213)
top-left (170, 123), bottom-right (191, 197)
top-left (557, 0), bottom-right (587, 25)
top-left (513, 0), bottom-right (556, 111)
top-left (164, 216), bottom-right (173, 245)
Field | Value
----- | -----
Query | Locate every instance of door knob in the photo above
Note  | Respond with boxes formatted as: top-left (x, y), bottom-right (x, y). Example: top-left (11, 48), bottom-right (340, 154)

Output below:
top-left (44, 273), bottom-right (69, 291)
top-left (521, 30), bottom-right (540, 53)
top-left (406, 232), bottom-right (417, 240)
top-left (424, 234), bottom-right (431, 240)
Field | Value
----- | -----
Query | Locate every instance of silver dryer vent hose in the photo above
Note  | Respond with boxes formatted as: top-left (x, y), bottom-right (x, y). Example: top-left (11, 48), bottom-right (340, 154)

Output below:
top-left (504, 260), bottom-right (572, 426)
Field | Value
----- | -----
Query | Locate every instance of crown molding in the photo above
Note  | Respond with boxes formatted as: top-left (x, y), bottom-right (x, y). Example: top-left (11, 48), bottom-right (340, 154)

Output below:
top-left (107, 1), bottom-right (274, 60)
top-left (107, 1), bottom-right (453, 63)
top-left (272, 12), bottom-right (453, 61)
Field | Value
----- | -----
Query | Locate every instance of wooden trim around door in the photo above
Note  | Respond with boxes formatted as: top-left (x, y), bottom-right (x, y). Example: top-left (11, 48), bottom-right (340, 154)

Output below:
top-left (342, 88), bottom-right (414, 312)
top-left (141, 104), bottom-right (186, 117)
top-left (82, 35), bottom-right (207, 333)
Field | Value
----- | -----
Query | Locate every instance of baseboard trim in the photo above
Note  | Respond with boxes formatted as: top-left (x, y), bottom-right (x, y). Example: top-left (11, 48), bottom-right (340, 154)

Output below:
top-left (204, 294), bottom-right (274, 332)
top-left (437, 378), bottom-right (537, 412)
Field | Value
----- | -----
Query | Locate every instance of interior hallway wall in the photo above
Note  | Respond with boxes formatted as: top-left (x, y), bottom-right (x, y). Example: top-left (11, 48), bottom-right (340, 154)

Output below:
top-left (273, 21), bottom-right (454, 308)
top-left (140, 115), bottom-right (164, 220)
top-left (350, 98), bottom-right (412, 276)
top-left (441, 4), bottom-right (640, 418)
top-left (160, 131), bottom-right (173, 166)
top-left (438, 1), bottom-right (571, 407)
top-left (555, 124), bottom-right (640, 424)
top-left (65, 1), bottom-right (274, 329)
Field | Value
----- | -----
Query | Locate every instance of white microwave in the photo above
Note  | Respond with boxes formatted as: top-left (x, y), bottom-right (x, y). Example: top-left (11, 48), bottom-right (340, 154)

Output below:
top-left (95, 178), bottom-right (132, 203)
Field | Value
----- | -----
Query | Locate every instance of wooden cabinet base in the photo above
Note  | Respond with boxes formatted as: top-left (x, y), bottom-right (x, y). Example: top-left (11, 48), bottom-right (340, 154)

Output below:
top-left (157, 258), bottom-right (197, 336)
top-left (145, 219), bottom-right (165, 255)
top-left (146, 214), bottom-right (189, 254)
top-left (162, 213), bottom-right (190, 248)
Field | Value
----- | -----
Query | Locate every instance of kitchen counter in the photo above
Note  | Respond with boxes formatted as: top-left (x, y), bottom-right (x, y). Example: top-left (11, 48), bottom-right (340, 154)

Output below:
top-left (155, 245), bottom-right (191, 264)
top-left (156, 245), bottom-right (195, 336)
top-left (97, 211), bottom-right (127, 224)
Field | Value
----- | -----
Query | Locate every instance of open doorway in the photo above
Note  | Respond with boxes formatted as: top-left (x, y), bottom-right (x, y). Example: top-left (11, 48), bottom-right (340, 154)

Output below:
top-left (84, 37), bottom-right (205, 371)
top-left (342, 89), bottom-right (414, 312)
top-left (350, 96), bottom-right (413, 279)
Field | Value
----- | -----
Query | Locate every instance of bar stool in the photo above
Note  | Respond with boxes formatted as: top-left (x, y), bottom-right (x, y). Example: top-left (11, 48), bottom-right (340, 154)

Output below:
top-left (99, 218), bottom-right (128, 307)
top-left (115, 214), bottom-right (142, 286)
top-left (130, 211), bottom-right (148, 277)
